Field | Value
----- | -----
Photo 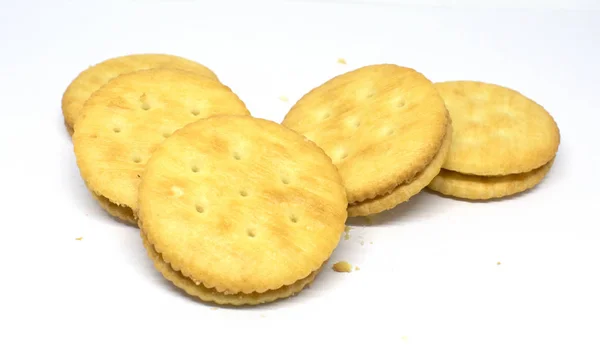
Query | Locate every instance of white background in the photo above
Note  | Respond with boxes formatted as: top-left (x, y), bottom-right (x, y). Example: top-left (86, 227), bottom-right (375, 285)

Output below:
top-left (1, 0), bottom-right (599, 353)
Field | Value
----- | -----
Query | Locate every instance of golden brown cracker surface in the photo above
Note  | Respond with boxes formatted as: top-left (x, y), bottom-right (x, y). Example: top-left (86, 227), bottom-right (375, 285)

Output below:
top-left (428, 158), bottom-right (555, 200)
top-left (141, 231), bottom-right (321, 306)
top-left (62, 53), bottom-right (218, 135)
top-left (73, 69), bottom-right (249, 224)
top-left (434, 81), bottom-right (560, 175)
top-left (282, 64), bottom-right (448, 203)
top-left (348, 123), bottom-right (452, 216)
top-left (138, 116), bottom-right (347, 299)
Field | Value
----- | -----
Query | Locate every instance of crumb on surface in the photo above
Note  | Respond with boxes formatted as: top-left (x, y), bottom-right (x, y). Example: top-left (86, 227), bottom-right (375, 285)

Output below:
top-left (497, 261), bottom-right (501, 265)
top-left (370, 241), bottom-right (373, 244)
top-left (210, 307), bottom-right (218, 311)
top-left (278, 95), bottom-right (289, 102)
top-left (355, 266), bottom-right (360, 271)
top-left (75, 237), bottom-right (83, 241)
top-left (337, 58), bottom-right (347, 64)
top-left (343, 225), bottom-right (351, 240)
top-left (332, 261), bottom-right (352, 273)
top-left (360, 240), bottom-right (364, 246)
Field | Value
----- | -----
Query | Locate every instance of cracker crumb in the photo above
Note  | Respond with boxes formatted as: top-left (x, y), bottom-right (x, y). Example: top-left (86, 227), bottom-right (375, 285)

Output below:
top-left (355, 266), bottom-right (360, 271)
top-left (75, 237), bottom-right (83, 241)
top-left (497, 261), bottom-right (501, 265)
top-left (332, 261), bottom-right (352, 273)
top-left (343, 225), bottom-right (351, 240)
top-left (370, 241), bottom-right (373, 245)
top-left (279, 95), bottom-right (289, 102)
top-left (210, 307), bottom-right (218, 311)
top-left (337, 58), bottom-right (347, 64)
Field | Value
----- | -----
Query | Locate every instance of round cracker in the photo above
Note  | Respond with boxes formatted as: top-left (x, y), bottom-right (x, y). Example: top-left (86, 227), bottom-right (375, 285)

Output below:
top-left (348, 122), bottom-right (452, 216)
top-left (138, 116), bottom-right (347, 297)
top-left (62, 53), bottom-right (218, 135)
top-left (434, 81), bottom-right (560, 175)
top-left (72, 69), bottom-right (249, 224)
top-left (282, 64), bottom-right (449, 204)
top-left (427, 158), bottom-right (555, 200)
top-left (141, 232), bottom-right (321, 306)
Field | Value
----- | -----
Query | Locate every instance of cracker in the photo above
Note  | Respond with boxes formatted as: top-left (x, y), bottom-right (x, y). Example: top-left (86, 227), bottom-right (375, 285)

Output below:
top-left (434, 81), bottom-right (560, 175)
top-left (348, 122), bottom-right (452, 216)
top-left (137, 116), bottom-right (347, 302)
top-left (91, 190), bottom-right (136, 224)
top-left (72, 69), bottom-right (249, 225)
top-left (141, 231), bottom-right (321, 305)
top-left (62, 53), bottom-right (218, 135)
top-left (428, 158), bottom-right (555, 200)
top-left (282, 64), bottom-right (448, 203)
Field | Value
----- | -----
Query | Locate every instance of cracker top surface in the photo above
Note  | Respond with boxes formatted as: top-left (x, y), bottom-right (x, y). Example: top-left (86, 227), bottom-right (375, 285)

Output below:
top-left (282, 64), bottom-right (448, 203)
top-left (72, 68), bottom-right (249, 212)
top-left (138, 116), bottom-right (348, 294)
top-left (435, 81), bottom-right (560, 175)
top-left (62, 53), bottom-right (218, 131)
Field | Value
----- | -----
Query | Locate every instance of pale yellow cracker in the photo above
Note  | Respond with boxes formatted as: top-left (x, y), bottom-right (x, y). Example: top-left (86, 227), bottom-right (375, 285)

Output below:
top-left (73, 69), bottom-right (249, 225)
top-left (434, 81), bottom-right (560, 175)
top-left (348, 123), bottom-right (452, 216)
top-left (138, 116), bottom-right (347, 304)
top-left (141, 231), bottom-right (321, 306)
top-left (62, 53), bottom-right (218, 135)
top-left (428, 158), bottom-right (555, 200)
top-left (282, 64), bottom-right (448, 203)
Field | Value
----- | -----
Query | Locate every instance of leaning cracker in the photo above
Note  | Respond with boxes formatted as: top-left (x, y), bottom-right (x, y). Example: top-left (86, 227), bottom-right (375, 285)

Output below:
top-left (73, 69), bottom-right (249, 225)
top-left (282, 64), bottom-right (448, 203)
top-left (348, 123), bottom-right (452, 216)
top-left (62, 53), bottom-right (218, 135)
top-left (434, 81), bottom-right (560, 175)
top-left (428, 158), bottom-right (555, 200)
top-left (138, 116), bottom-right (347, 305)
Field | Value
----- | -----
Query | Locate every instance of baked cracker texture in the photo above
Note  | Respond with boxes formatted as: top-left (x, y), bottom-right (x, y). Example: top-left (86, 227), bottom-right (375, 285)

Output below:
top-left (72, 68), bottom-right (249, 225)
top-left (348, 123), bottom-right (452, 216)
top-left (428, 80), bottom-right (560, 200)
top-left (434, 80), bottom-right (560, 176)
top-left (282, 64), bottom-right (449, 209)
top-left (137, 116), bottom-right (348, 305)
top-left (428, 158), bottom-right (555, 200)
top-left (62, 53), bottom-right (219, 135)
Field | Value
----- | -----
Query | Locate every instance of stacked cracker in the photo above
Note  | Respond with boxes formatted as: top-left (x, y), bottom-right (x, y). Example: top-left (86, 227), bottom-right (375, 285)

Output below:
top-left (283, 64), bottom-right (452, 216)
top-left (428, 81), bottom-right (560, 200)
top-left (64, 54), bottom-right (559, 306)
top-left (65, 54), bottom-right (347, 305)
top-left (283, 65), bottom-right (559, 209)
